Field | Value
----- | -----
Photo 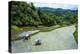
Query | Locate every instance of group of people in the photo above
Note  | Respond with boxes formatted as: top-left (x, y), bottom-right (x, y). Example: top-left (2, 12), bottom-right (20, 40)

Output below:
top-left (23, 34), bottom-right (42, 46)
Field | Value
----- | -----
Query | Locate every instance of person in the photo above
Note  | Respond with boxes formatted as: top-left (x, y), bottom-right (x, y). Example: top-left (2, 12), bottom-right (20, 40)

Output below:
top-left (35, 38), bottom-right (42, 45)
top-left (23, 34), bottom-right (30, 40)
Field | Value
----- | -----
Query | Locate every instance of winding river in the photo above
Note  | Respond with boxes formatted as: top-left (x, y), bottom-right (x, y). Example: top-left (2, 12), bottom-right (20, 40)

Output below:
top-left (11, 25), bottom-right (77, 53)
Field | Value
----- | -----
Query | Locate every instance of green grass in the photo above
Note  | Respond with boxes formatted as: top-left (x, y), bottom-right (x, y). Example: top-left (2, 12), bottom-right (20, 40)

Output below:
top-left (19, 25), bottom-right (60, 32)
top-left (73, 24), bottom-right (78, 44)
top-left (38, 25), bottom-right (60, 32)
top-left (73, 31), bottom-right (78, 44)
top-left (11, 26), bottom-right (23, 41)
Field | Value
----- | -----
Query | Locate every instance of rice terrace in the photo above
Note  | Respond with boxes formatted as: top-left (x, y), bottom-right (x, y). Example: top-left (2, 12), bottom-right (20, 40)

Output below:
top-left (9, 1), bottom-right (78, 53)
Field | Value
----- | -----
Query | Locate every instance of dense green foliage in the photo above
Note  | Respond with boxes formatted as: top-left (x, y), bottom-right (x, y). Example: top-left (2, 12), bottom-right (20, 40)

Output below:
top-left (10, 1), bottom-right (78, 27)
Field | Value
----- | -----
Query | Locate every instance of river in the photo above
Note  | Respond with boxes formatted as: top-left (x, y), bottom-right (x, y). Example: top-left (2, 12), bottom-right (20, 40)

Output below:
top-left (11, 25), bottom-right (77, 53)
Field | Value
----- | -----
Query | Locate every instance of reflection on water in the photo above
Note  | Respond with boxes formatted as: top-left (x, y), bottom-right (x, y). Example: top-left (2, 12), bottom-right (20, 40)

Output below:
top-left (11, 25), bottom-right (77, 53)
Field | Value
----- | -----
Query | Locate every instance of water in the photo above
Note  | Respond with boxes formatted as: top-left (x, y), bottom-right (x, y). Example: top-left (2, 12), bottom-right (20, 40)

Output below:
top-left (11, 25), bottom-right (77, 53)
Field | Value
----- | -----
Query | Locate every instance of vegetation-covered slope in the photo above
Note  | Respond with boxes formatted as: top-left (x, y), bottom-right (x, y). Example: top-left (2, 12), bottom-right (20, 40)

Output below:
top-left (10, 1), bottom-right (78, 27)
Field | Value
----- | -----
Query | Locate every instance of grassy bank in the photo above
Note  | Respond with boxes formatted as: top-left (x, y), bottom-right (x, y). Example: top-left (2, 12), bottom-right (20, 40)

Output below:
top-left (73, 30), bottom-right (78, 44)
top-left (11, 25), bottom-right (61, 41)
top-left (73, 24), bottom-right (78, 44)
top-left (11, 24), bottom-right (75, 41)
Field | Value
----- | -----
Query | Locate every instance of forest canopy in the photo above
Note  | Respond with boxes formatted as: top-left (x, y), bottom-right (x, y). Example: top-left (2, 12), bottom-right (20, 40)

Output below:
top-left (10, 1), bottom-right (78, 27)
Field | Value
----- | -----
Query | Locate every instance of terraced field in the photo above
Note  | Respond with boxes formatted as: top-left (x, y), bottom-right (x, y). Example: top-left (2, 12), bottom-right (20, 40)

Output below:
top-left (11, 25), bottom-right (77, 53)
